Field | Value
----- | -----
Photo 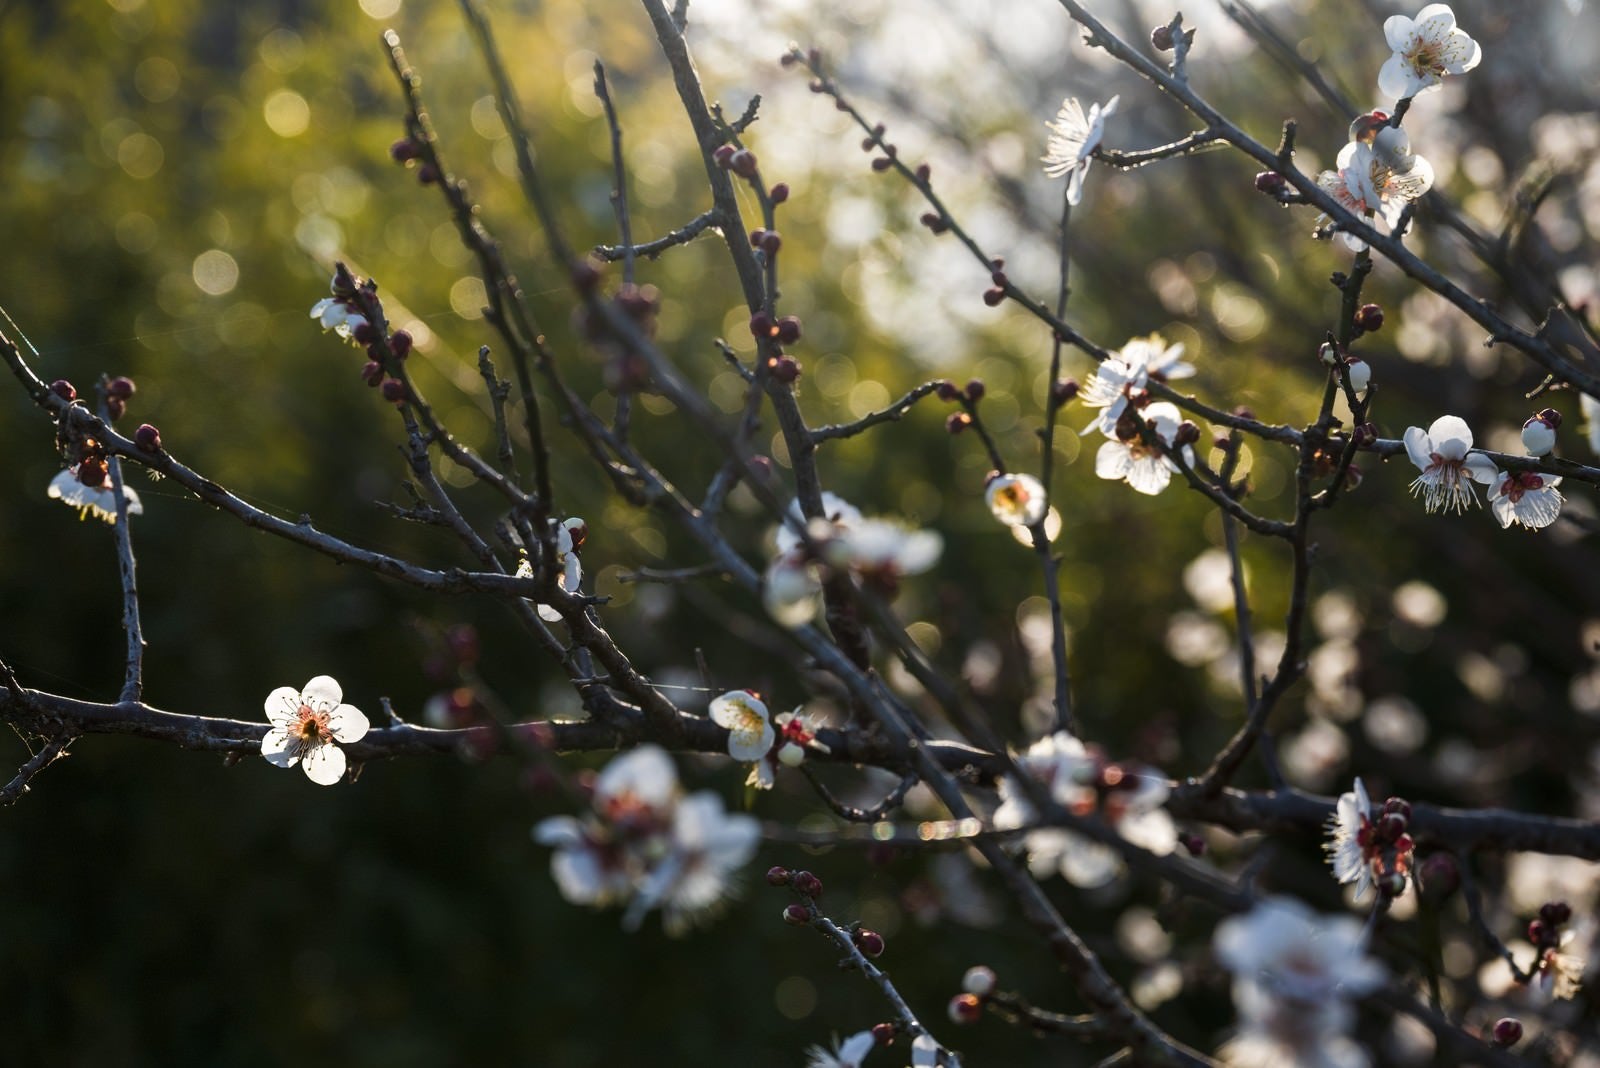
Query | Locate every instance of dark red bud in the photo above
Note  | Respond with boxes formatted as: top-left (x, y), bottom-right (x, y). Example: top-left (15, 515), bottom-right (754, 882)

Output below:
top-left (572, 258), bottom-right (602, 293)
top-left (871, 156), bottom-right (893, 172)
top-left (770, 182), bottom-right (790, 204)
top-left (782, 903), bottom-right (810, 926)
top-left (107, 376), bottom-right (136, 400)
top-left (1050, 378), bottom-right (1079, 404)
top-left (749, 311), bottom-right (776, 339)
top-left (946, 411), bottom-right (971, 434)
top-left (380, 379), bottom-right (407, 404)
top-left (362, 360), bottom-right (385, 386)
top-left (1417, 853), bottom-right (1460, 905)
top-left (713, 144), bottom-right (736, 169)
top-left (389, 137), bottom-right (422, 163)
top-left (133, 423), bottom-right (162, 452)
top-left (77, 458), bottom-right (108, 486)
top-left (730, 149), bottom-right (758, 178)
top-left (353, 321), bottom-right (378, 346)
top-left (965, 379), bottom-right (986, 401)
top-left (776, 316), bottom-right (802, 344)
top-left (1354, 303), bottom-right (1385, 332)
top-left (416, 162), bottom-right (441, 185)
top-left (1382, 797), bottom-right (1411, 821)
top-left (1151, 24), bottom-right (1175, 50)
top-left (936, 380), bottom-right (962, 401)
top-left (760, 231), bottom-right (782, 255)
top-left (768, 355), bottom-right (801, 383)
top-left (982, 287), bottom-right (1005, 307)
top-left (792, 870), bottom-right (822, 898)
top-left (1491, 1018), bottom-right (1523, 1048)
top-left (1527, 919), bottom-right (1548, 946)
top-left (915, 163), bottom-right (931, 182)
top-left (749, 228), bottom-right (767, 248)
top-left (388, 330), bottom-right (413, 359)
top-left (855, 930), bottom-right (886, 957)
top-left (1536, 407), bottom-right (1563, 430)
top-left (1539, 900), bottom-right (1572, 926)
top-left (1174, 421), bottom-right (1201, 447)
top-left (1253, 171), bottom-right (1287, 195)
top-left (1378, 812), bottom-right (1408, 841)
top-left (766, 865), bottom-right (792, 886)
top-left (49, 379), bottom-right (76, 401)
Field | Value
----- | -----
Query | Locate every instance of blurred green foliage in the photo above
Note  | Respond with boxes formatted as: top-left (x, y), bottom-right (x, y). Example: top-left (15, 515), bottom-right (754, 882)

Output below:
top-left (1, 0), bottom-right (1596, 1062)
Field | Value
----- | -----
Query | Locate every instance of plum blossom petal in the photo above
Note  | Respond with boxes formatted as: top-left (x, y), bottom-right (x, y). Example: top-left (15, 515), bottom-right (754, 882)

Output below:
top-left (1490, 471), bottom-right (1564, 530)
top-left (258, 676), bottom-right (365, 785)
top-left (1043, 95), bottom-right (1119, 205)
top-left (48, 466), bottom-right (143, 524)
top-left (985, 473), bottom-right (1047, 527)
top-left (709, 690), bottom-right (775, 763)
top-left (1378, 4), bottom-right (1481, 100)
top-left (1404, 415), bottom-right (1496, 513)
top-left (806, 1031), bottom-right (876, 1068)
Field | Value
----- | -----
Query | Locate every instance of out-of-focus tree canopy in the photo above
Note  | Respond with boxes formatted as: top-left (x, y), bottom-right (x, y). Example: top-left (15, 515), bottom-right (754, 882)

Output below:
top-left (1, 0), bottom-right (1597, 1062)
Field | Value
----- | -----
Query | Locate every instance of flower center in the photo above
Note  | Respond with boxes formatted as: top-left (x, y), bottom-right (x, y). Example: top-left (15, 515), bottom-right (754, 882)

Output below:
top-left (295, 704), bottom-right (331, 744)
top-left (1408, 41), bottom-right (1444, 75)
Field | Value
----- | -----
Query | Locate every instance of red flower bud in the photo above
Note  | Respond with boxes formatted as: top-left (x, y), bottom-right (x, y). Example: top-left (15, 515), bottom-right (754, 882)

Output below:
top-left (965, 379), bottom-right (986, 402)
top-left (133, 423), bottom-right (162, 452)
top-left (792, 870), bottom-right (823, 898)
top-left (776, 316), bottom-right (802, 344)
top-left (1253, 171), bottom-right (1287, 195)
top-left (982, 287), bottom-right (1005, 307)
top-left (712, 144), bottom-right (736, 169)
top-left (782, 903), bottom-right (810, 926)
top-left (380, 379), bottom-right (407, 404)
top-left (1354, 303), bottom-right (1385, 332)
top-left (416, 162), bottom-right (441, 185)
top-left (769, 182), bottom-right (790, 204)
top-left (871, 156), bottom-right (893, 172)
top-left (49, 379), bottom-right (77, 401)
top-left (388, 329), bottom-right (414, 359)
top-left (107, 376), bottom-right (137, 400)
top-left (1151, 24), bottom-right (1175, 50)
top-left (768, 355), bottom-right (801, 383)
top-left (946, 411), bottom-right (972, 434)
top-left (1491, 1018), bottom-right (1523, 1048)
top-left (855, 930), bottom-right (886, 957)
top-left (766, 865), bottom-right (792, 886)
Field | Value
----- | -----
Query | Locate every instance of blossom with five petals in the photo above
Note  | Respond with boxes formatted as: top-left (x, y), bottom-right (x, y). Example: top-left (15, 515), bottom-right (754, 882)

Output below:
top-left (1403, 415), bottom-right (1497, 513)
top-left (1378, 4), bottom-right (1482, 101)
top-left (1316, 137), bottom-right (1434, 250)
top-left (709, 690), bottom-right (775, 763)
top-left (1080, 333), bottom-right (1194, 437)
top-left (261, 675), bottom-right (370, 785)
top-left (1042, 95), bottom-right (1119, 206)
top-left (1489, 470), bottom-right (1564, 530)
top-left (985, 472), bottom-right (1048, 527)
top-left (1095, 401), bottom-right (1193, 496)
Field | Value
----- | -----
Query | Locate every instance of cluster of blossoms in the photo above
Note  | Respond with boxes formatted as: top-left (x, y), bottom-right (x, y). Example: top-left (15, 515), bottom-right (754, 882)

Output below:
top-left (993, 731), bottom-right (1175, 888)
top-left (45, 377), bottom-right (151, 525)
top-left (534, 745), bottom-right (759, 933)
top-left (1316, 113), bottom-right (1435, 250)
top-left (708, 689), bottom-right (830, 790)
top-left (260, 675), bottom-right (371, 786)
top-left (1526, 900), bottom-right (1586, 1002)
top-left (1075, 334), bottom-right (1200, 496)
top-left (1323, 778), bottom-right (1415, 903)
top-left (1405, 414), bottom-right (1565, 529)
top-left (763, 493), bottom-right (942, 627)
top-left (1214, 897), bottom-right (1386, 1067)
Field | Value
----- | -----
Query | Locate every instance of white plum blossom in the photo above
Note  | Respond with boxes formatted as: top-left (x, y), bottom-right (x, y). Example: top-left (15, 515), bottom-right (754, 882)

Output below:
top-left (1403, 415), bottom-right (1498, 513)
top-left (1344, 357), bottom-right (1371, 395)
top-left (805, 1031), bottom-right (875, 1068)
top-left (309, 296), bottom-right (368, 340)
top-left (985, 472), bottom-right (1047, 527)
top-left (1095, 401), bottom-right (1193, 496)
top-left (1316, 138), bottom-right (1434, 250)
top-left (994, 733), bottom-right (1175, 889)
top-left (535, 745), bottom-right (758, 934)
top-left (775, 491), bottom-right (861, 556)
top-left (763, 553), bottom-right (824, 627)
top-left (1324, 778), bottom-right (1376, 901)
top-left (48, 466), bottom-right (143, 524)
top-left (1582, 393), bottom-right (1600, 454)
top-left (627, 789), bottom-right (761, 934)
top-left (260, 675), bottom-right (370, 786)
top-left (535, 517), bottom-right (586, 623)
top-left (1042, 94), bottom-right (1118, 206)
top-left (1489, 470), bottom-right (1565, 531)
top-left (709, 689), bottom-right (775, 763)
top-left (1378, 4), bottom-right (1482, 101)
top-left (1214, 897), bottom-right (1386, 1068)
top-left (1080, 333), bottom-right (1192, 437)
top-left (828, 518), bottom-right (943, 586)
top-left (1531, 930), bottom-right (1586, 1001)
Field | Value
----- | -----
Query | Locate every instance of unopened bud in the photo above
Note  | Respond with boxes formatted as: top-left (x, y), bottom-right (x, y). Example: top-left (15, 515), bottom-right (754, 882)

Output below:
top-left (936, 380), bottom-right (962, 402)
top-left (712, 144), bottom-right (736, 169)
top-left (946, 411), bottom-right (972, 434)
top-left (776, 316), bottom-right (802, 344)
top-left (730, 149), bottom-right (759, 178)
top-left (965, 379), bottom-right (986, 402)
top-left (1050, 378), bottom-right (1079, 405)
top-left (1174, 421), bottom-right (1201, 447)
top-left (1417, 853), bottom-right (1460, 905)
top-left (766, 865), bottom-right (792, 886)
top-left (768, 355), bottom-right (801, 383)
top-left (388, 330), bottom-right (414, 359)
top-left (1345, 357), bottom-right (1371, 394)
top-left (855, 930), bottom-right (886, 957)
top-left (1151, 24), bottom-right (1175, 51)
top-left (107, 376), bottom-right (137, 400)
top-left (1348, 110), bottom-right (1389, 144)
top-left (1254, 171), bottom-right (1287, 196)
top-left (133, 423), bottom-right (162, 452)
top-left (1382, 797), bottom-right (1412, 821)
top-left (792, 870), bottom-right (823, 898)
top-left (380, 379), bottom-right (407, 404)
top-left (1522, 412), bottom-right (1559, 456)
top-left (416, 162), bottom-right (441, 185)
top-left (362, 361), bottom-right (385, 386)
top-left (782, 903), bottom-right (810, 926)
top-left (1354, 303), bottom-right (1385, 333)
top-left (1318, 341), bottom-right (1341, 367)
top-left (1539, 900), bottom-right (1572, 927)
top-left (871, 156), bottom-right (893, 173)
top-left (769, 182), bottom-right (790, 204)
top-left (1491, 1018), bottom-right (1523, 1048)
top-left (982, 287), bottom-right (1005, 307)
top-left (49, 379), bottom-right (77, 401)
top-left (915, 162), bottom-right (931, 183)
